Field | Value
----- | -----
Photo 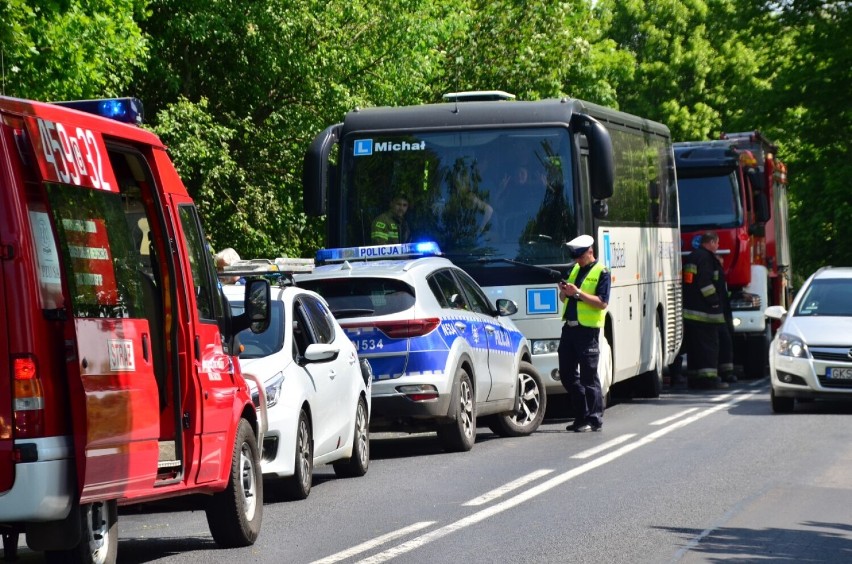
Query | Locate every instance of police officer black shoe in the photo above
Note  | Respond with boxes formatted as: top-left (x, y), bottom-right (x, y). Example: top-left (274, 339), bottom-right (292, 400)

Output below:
top-left (722, 373), bottom-right (738, 384)
top-left (591, 424), bottom-right (603, 432)
top-left (566, 422), bottom-right (586, 432)
top-left (573, 423), bottom-right (593, 433)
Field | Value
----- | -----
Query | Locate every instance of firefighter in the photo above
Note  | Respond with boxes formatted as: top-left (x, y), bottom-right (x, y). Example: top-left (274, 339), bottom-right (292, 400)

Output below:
top-left (558, 234), bottom-right (611, 432)
top-left (682, 231), bottom-right (729, 389)
top-left (371, 192), bottom-right (411, 244)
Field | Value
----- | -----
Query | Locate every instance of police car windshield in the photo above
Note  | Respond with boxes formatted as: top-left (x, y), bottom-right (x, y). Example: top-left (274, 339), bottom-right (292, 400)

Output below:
top-left (231, 301), bottom-right (285, 358)
top-left (299, 278), bottom-right (415, 319)
top-left (340, 127), bottom-right (576, 263)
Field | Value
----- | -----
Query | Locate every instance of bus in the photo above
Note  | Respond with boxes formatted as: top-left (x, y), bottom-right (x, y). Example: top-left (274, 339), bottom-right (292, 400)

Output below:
top-left (303, 91), bottom-right (682, 399)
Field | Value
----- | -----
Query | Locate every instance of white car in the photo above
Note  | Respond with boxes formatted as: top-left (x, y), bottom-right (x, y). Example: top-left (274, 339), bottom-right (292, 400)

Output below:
top-left (765, 266), bottom-right (852, 413)
top-left (223, 280), bottom-right (371, 499)
top-left (296, 242), bottom-right (546, 453)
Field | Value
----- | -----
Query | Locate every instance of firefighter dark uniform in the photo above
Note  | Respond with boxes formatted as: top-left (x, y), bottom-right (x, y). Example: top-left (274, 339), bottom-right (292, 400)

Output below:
top-left (371, 211), bottom-right (409, 244)
top-left (558, 237), bottom-right (610, 432)
top-left (683, 243), bottom-right (727, 388)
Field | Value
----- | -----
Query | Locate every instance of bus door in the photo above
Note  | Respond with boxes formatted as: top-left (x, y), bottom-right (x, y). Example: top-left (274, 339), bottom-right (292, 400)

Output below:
top-left (169, 195), bottom-right (234, 484)
top-left (26, 114), bottom-right (161, 501)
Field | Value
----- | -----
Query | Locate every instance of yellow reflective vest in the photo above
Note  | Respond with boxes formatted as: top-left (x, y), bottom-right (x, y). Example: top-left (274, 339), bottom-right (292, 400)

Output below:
top-left (562, 262), bottom-right (606, 328)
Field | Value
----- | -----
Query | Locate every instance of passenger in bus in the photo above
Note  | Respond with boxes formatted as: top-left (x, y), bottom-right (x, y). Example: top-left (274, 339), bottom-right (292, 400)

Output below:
top-left (558, 234), bottom-right (610, 432)
top-left (371, 192), bottom-right (411, 244)
top-left (682, 231), bottom-right (729, 389)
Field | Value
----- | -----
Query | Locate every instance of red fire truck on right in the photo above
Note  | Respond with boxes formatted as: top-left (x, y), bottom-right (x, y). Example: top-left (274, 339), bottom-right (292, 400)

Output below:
top-left (674, 131), bottom-right (792, 378)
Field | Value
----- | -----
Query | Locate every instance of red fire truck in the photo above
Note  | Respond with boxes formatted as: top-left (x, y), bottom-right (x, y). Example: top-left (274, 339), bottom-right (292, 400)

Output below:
top-left (674, 131), bottom-right (792, 377)
top-left (0, 96), bottom-right (271, 563)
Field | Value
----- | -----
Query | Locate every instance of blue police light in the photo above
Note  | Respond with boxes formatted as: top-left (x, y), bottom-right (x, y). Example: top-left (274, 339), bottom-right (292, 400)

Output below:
top-left (316, 242), bottom-right (442, 264)
top-left (52, 98), bottom-right (144, 125)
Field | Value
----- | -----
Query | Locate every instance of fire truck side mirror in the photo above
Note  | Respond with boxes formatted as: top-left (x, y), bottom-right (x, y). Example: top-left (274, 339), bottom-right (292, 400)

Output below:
top-left (753, 190), bottom-right (771, 224)
top-left (234, 279), bottom-right (271, 335)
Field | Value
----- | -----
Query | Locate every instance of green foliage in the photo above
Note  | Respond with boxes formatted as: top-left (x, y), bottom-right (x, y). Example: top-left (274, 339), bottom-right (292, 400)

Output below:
top-left (0, 0), bottom-right (148, 100)
top-left (2, 0), bottom-right (848, 276)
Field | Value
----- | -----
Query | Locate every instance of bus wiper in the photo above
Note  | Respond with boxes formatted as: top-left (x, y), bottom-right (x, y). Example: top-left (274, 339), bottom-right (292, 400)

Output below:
top-left (475, 257), bottom-right (566, 280)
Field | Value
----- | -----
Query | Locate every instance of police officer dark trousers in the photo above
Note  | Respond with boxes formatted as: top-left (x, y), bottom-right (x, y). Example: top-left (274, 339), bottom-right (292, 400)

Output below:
top-left (557, 235), bottom-right (611, 433)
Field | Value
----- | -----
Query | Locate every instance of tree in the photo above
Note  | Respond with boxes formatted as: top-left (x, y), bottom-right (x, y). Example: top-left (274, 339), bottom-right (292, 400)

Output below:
top-left (0, 0), bottom-right (148, 100)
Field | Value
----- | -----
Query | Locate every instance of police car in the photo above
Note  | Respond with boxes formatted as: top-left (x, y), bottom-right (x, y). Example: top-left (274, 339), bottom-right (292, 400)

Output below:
top-left (296, 243), bottom-right (546, 452)
top-left (222, 258), bottom-right (371, 500)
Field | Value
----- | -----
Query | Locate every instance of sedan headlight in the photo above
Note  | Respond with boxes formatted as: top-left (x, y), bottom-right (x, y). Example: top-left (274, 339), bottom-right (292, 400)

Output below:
top-left (531, 339), bottom-right (560, 355)
top-left (775, 333), bottom-right (809, 358)
top-left (251, 371), bottom-right (285, 408)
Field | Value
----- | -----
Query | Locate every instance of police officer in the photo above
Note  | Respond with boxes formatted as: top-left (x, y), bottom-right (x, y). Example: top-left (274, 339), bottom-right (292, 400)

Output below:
top-left (682, 231), bottom-right (729, 389)
top-left (558, 234), bottom-right (611, 432)
top-left (371, 193), bottom-right (411, 244)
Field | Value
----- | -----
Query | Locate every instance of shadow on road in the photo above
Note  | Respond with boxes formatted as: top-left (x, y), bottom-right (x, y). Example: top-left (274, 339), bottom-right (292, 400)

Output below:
top-left (656, 521), bottom-right (852, 562)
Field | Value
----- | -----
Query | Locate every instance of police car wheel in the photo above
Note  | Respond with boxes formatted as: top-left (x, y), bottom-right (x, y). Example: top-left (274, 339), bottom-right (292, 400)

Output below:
top-left (282, 409), bottom-right (313, 500)
top-left (488, 362), bottom-right (546, 437)
top-left (437, 369), bottom-right (476, 452)
top-left (333, 396), bottom-right (370, 478)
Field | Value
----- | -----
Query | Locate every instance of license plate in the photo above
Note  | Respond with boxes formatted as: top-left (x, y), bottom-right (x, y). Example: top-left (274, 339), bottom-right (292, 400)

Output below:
top-left (827, 367), bottom-right (852, 380)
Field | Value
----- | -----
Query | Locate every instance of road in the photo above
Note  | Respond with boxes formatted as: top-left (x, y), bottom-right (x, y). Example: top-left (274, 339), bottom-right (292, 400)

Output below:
top-left (12, 377), bottom-right (852, 562)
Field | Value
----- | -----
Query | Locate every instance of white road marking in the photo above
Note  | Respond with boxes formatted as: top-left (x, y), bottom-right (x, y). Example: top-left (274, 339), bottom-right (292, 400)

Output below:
top-left (310, 521), bottom-right (436, 564)
top-left (462, 469), bottom-right (554, 506)
top-left (571, 434), bottom-right (637, 459)
top-left (651, 408), bottom-right (699, 426)
top-left (356, 391), bottom-right (758, 564)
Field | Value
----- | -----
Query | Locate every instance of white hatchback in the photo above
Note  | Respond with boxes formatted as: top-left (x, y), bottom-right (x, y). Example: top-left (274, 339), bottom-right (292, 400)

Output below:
top-left (765, 266), bottom-right (852, 413)
top-left (223, 282), bottom-right (371, 499)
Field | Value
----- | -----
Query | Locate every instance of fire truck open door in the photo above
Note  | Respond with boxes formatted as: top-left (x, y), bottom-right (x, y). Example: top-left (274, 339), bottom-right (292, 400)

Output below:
top-left (24, 113), bottom-right (161, 501)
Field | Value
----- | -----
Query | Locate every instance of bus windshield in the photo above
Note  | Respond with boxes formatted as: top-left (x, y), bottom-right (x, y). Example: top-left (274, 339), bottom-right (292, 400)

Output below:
top-left (677, 172), bottom-right (742, 230)
top-left (339, 128), bottom-right (577, 265)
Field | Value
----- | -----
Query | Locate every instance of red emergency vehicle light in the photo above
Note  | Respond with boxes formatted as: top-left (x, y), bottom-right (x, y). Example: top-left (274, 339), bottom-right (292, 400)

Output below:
top-left (12, 354), bottom-right (45, 437)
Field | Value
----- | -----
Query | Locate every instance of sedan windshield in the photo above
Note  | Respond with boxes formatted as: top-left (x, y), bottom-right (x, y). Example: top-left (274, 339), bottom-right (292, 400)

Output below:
top-left (795, 279), bottom-right (852, 317)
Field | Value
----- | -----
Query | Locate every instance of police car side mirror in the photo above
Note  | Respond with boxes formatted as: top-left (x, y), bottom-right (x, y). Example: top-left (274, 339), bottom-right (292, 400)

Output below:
top-left (496, 299), bottom-right (518, 317)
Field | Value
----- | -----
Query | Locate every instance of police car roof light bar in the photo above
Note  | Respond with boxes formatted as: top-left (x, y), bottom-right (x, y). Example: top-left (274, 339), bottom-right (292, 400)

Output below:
top-left (219, 257), bottom-right (315, 282)
top-left (316, 241), bottom-right (442, 264)
top-left (52, 97), bottom-right (145, 125)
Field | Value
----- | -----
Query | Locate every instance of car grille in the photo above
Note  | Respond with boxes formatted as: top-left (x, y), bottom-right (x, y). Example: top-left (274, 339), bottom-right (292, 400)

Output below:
top-left (810, 347), bottom-right (852, 363)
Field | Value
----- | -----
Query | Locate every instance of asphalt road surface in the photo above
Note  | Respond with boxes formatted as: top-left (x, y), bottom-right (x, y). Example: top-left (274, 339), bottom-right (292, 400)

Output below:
top-left (9, 377), bottom-right (852, 563)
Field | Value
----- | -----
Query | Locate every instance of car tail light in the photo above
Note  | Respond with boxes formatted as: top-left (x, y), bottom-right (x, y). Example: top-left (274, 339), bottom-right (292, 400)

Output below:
top-left (342, 318), bottom-right (441, 339)
top-left (13, 354), bottom-right (45, 437)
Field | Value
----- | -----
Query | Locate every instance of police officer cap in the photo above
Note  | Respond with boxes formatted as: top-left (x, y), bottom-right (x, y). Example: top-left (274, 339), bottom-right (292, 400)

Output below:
top-left (567, 234), bottom-right (594, 258)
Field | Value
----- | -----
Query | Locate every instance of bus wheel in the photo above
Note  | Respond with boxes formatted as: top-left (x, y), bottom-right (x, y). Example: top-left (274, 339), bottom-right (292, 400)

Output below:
top-left (636, 319), bottom-right (664, 398)
top-left (488, 362), bottom-right (546, 437)
top-left (45, 500), bottom-right (118, 564)
top-left (206, 418), bottom-right (263, 547)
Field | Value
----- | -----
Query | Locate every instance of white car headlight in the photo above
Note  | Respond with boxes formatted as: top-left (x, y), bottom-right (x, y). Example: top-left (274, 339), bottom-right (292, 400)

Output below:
top-left (776, 333), bottom-right (809, 358)
top-left (251, 371), bottom-right (285, 408)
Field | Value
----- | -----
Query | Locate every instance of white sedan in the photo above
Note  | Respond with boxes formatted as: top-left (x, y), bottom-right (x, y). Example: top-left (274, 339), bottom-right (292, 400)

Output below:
top-left (765, 266), bottom-right (852, 413)
top-left (223, 282), bottom-right (371, 499)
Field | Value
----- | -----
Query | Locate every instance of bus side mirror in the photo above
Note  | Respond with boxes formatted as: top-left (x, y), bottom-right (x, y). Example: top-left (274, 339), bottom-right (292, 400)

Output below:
top-left (571, 114), bottom-right (614, 200)
top-left (303, 123), bottom-right (341, 216)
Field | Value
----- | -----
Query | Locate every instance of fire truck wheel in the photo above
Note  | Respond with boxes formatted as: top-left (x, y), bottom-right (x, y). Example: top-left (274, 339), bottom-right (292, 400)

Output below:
top-left (45, 500), bottom-right (118, 564)
top-left (281, 409), bottom-right (313, 499)
top-left (487, 362), bottom-right (546, 437)
top-left (333, 396), bottom-right (370, 477)
top-left (206, 418), bottom-right (263, 547)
